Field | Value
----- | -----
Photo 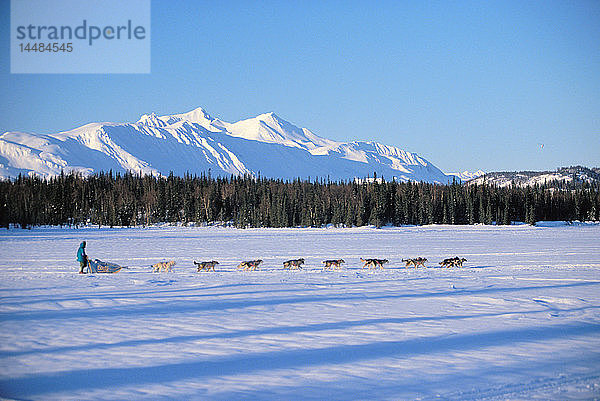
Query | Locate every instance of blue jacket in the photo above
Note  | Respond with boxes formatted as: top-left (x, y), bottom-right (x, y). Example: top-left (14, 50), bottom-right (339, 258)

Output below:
top-left (77, 242), bottom-right (87, 262)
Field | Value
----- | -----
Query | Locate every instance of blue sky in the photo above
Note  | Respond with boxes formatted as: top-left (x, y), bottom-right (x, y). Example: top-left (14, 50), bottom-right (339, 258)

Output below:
top-left (1, 0), bottom-right (598, 173)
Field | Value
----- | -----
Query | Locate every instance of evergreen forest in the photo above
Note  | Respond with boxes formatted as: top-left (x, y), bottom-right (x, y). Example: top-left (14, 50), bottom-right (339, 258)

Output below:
top-left (1, 171), bottom-right (598, 229)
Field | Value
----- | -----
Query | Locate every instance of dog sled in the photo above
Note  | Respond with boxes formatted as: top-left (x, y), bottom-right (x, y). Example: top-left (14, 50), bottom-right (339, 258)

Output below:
top-left (87, 259), bottom-right (123, 274)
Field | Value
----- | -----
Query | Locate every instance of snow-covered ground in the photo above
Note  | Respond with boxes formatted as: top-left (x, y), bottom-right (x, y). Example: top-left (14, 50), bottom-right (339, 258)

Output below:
top-left (0, 225), bottom-right (599, 400)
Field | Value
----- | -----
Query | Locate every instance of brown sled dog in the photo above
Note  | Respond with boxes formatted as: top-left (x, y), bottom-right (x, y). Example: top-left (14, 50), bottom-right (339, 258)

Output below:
top-left (283, 258), bottom-right (305, 269)
top-left (152, 260), bottom-right (176, 273)
top-left (439, 257), bottom-right (467, 268)
top-left (237, 259), bottom-right (263, 271)
top-left (322, 259), bottom-right (345, 270)
top-left (402, 257), bottom-right (428, 268)
top-left (194, 260), bottom-right (219, 271)
top-left (360, 258), bottom-right (389, 269)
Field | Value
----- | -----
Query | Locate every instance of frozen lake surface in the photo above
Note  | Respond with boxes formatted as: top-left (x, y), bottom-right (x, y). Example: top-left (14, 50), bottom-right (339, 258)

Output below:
top-left (0, 224), bottom-right (599, 400)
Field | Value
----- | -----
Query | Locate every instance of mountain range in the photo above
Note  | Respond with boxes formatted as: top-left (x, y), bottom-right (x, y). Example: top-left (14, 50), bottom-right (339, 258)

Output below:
top-left (466, 166), bottom-right (600, 187)
top-left (0, 107), bottom-right (458, 183)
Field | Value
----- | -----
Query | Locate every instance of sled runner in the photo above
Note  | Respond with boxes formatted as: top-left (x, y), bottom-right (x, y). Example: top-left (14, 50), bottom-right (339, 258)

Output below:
top-left (87, 259), bottom-right (123, 274)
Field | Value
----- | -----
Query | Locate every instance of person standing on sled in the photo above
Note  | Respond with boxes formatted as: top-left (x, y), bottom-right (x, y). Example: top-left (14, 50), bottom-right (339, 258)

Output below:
top-left (77, 241), bottom-right (88, 274)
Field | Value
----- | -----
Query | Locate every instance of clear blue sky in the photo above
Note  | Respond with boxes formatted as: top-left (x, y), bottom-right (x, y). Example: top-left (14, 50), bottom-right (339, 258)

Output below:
top-left (1, 0), bottom-right (598, 173)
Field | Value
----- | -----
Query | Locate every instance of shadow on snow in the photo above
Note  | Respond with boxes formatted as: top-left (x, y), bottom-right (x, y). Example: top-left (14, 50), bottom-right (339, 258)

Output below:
top-left (1, 321), bottom-right (599, 398)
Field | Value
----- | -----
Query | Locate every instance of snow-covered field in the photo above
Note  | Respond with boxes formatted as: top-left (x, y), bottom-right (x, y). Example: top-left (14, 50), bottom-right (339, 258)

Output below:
top-left (1, 224), bottom-right (599, 400)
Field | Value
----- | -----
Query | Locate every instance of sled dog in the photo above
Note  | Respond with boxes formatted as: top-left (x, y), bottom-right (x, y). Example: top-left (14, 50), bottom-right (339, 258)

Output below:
top-left (194, 260), bottom-right (219, 271)
top-left (360, 258), bottom-right (389, 269)
top-left (237, 259), bottom-right (263, 271)
top-left (454, 257), bottom-right (467, 267)
top-left (283, 258), bottom-right (305, 269)
top-left (322, 259), bottom-right (345, 270)
top-left (402, 257), bottom-right (428, 268)
top-left (439, 257), bottom-right (467, 268)
top-left (152, 260), bottom-right (176, 272)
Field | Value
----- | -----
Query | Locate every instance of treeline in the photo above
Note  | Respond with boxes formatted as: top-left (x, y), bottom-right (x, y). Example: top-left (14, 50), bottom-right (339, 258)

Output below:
top-left (1, 171), bottom-right (599, 229)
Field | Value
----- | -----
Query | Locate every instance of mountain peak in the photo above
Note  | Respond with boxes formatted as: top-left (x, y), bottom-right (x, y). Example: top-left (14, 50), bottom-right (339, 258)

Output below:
top-left (136, 106), bottom-right (222, 131)
top-left (255, 111), bottom-right (282, 124)
top-left (175, 106), bottom-right (214, 123)
top-left (137, 112), bottom-right (166, 127)
top-left (227, 111), bottom-right (323, 149)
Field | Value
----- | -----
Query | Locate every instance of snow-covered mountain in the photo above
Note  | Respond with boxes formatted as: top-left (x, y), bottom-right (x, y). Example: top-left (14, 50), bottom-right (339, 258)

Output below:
top-left (0, 107), bottom-right (454, 183)
top-left (465, 166), bottom-right (600, 187)
top-left (448, 170), bottom-right (486, 182)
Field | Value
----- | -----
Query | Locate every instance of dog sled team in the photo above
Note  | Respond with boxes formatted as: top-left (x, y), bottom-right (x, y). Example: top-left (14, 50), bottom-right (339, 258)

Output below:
top-left (79, 254), bottom-right (468, 273)
top-left (149, 255), bottom-right (468, 272)
top-left (78, 239), bottom-right (468, 274)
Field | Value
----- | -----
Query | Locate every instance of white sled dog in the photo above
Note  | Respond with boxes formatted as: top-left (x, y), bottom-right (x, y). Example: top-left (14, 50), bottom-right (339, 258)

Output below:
top-left (152, 260), bottom-right (176, 272)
